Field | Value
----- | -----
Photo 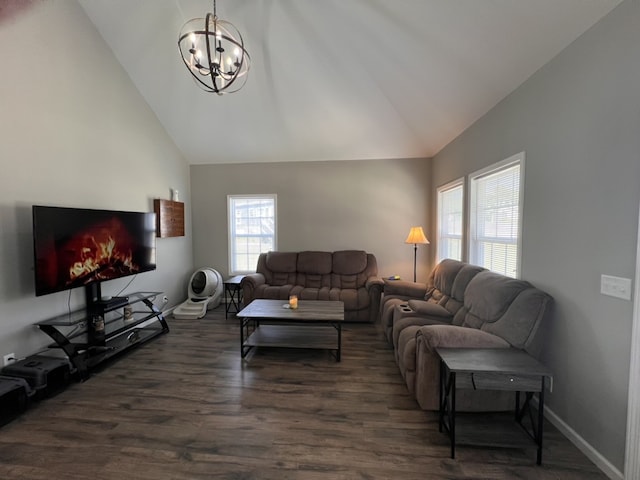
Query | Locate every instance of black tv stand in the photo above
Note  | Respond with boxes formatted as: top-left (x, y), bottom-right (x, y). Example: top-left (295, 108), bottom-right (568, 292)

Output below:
top-left (36, 291), bottom-right (169, 379)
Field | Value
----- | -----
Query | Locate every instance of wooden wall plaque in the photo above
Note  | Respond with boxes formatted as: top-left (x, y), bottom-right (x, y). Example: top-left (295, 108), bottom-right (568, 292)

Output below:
top-left (153, 199), bottom-right (185, 238)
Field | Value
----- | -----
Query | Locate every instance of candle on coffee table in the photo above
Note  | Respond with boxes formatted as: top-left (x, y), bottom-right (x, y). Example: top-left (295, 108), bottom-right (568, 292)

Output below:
top-left (289, 295), bottom-right (298, 309)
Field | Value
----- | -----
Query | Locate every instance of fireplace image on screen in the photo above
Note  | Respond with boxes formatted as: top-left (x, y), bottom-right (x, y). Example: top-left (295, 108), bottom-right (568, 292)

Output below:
top-left (32, 205), bottom-right (157, 297)
top-left (66, 219), bottom-right (143, 287)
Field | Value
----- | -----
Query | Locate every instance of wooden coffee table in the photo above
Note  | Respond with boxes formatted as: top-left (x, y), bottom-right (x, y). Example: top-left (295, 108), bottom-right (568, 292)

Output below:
top-left (237, 299), bottom-right (345, 361)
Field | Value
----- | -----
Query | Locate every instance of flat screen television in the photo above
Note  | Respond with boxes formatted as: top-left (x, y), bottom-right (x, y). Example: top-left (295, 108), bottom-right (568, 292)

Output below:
top-left (32, 205), bottom-right (157, 298)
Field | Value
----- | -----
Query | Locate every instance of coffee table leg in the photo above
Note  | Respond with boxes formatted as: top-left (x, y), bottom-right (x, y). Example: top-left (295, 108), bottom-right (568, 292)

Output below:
top-left (450, 371), bottom-right (456, 459)
top-left (240, 317), bottom-right (246, 357)
top-left (240, 317), bottom-right (253, 358)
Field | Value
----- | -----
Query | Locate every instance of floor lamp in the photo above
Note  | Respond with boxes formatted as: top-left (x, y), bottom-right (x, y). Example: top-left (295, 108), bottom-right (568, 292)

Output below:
top-left (405, 226), bottom-right (430, 282)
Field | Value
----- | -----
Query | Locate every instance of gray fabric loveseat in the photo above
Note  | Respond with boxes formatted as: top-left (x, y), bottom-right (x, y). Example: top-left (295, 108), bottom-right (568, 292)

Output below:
top-left (241, 250), bottom-right (383, 322)
top-left (380, 259), bottom-right (552, 411)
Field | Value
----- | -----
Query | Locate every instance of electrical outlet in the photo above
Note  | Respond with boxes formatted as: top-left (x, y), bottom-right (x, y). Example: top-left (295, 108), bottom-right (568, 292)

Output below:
top-left (601, 274), bottom-right (632, 300)
top-left (3, 353), bottom-right (16, 366)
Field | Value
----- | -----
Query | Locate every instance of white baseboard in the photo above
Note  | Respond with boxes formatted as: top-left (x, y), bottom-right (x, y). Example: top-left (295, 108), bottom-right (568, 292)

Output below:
top-left (543, 405), bottom-right (623, 480)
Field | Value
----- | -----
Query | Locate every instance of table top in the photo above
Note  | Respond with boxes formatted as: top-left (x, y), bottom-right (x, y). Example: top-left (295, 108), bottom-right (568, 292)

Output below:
top-left (224, 275), bottom-right (245, 286)
top-left (237, 299), bottom-right (344, 322)
top-left (436, 347), bottom-right (552, 379)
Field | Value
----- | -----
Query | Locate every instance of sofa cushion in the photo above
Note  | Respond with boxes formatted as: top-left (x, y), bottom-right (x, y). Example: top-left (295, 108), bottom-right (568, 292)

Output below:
top-left (417, 324), bottom-right (511, 351)
top-left (261, 252), bottom-right (298, 286)
top-left (329, 287), bottom-right (370, 312)
top-left (253, 284), bottom-right (294, 300)
top-left (332, 250), bottom-right (367, 275)
top-left (425, 259), bottom-right (466, 302)
top-left (455, 271), bottom-right (530, 328)
top-left (297, 251), bottom-right (332, 274)
top-left (452, 270), bottom-right (552, 351)
top-left (481, 288), bottom-right (552, 351)
top-left (294, 286), bottom-right (332, 300)
top-left (295, 251), bottom-right (332, 289)
top-left (451, 264), bottom-right (486, 300)
top-left (265, 252), bottom-right (298, 272)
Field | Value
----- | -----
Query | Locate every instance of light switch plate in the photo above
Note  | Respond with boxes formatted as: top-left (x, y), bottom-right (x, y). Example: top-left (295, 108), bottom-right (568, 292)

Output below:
top-left (600, 274), bottom-right (632, 300)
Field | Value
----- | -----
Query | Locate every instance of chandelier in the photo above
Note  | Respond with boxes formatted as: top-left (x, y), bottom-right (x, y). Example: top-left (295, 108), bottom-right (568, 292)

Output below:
top-left (178, 0), bottom-right (250, 95)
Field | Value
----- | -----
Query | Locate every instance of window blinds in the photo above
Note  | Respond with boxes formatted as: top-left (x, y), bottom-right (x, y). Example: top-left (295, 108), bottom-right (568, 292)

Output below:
top-left (470, 162), bottom-right (521, 278)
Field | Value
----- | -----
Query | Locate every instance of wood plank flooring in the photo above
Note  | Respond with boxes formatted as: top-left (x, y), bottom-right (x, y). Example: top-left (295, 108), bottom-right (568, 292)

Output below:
top-left (0, 306), bottom-right (607, 479)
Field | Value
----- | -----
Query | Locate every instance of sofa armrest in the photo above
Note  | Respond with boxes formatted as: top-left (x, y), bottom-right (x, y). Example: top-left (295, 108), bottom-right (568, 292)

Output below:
top-left (366, 275), bottom-right (384, 291)
top-left (407, 300), bottom-right (451, 318)
top-left (416, 325), bottom-right (511, 352)
top-left (413, 325), bottom-right (513, 412)
top-left (366, 276), bottom-right (384, 322)
top-left (383, 279), bottom-right (428, 298)
top-left (241, 273), bottom-right (265, 306)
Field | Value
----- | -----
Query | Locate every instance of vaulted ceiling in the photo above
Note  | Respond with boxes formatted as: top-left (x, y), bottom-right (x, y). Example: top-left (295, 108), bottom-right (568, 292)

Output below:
top-left (79, 0), bottom-right (622, 165)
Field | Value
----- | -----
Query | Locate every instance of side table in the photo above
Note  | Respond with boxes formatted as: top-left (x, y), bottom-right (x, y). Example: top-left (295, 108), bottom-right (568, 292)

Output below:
top-left (436, 347), bottom-right (553, 465)
top-left (224, 275), bottom-right (245, 319)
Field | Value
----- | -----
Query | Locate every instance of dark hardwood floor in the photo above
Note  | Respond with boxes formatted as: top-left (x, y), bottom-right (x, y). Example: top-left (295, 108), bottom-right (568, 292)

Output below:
top-left (0, 306), bottom-right (606, 479)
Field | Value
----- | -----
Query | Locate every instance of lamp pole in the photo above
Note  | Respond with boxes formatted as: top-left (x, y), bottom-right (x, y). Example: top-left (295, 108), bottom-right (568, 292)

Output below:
top-left (412, 243), bottom-right (418, 282)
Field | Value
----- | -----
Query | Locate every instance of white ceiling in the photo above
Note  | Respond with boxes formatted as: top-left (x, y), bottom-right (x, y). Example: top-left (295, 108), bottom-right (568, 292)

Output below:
top-left (79, 0), bottom-right (622, 165)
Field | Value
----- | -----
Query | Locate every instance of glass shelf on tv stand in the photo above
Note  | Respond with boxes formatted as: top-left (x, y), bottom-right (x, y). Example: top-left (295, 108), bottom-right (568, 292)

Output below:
top-left (36, 291), bottom-right (169, 379)
top-left (38, 292), bottom-right (161, 327)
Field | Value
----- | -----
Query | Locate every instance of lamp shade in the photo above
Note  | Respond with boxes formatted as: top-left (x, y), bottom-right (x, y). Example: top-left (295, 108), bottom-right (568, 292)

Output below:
top-left (405, 226), bottom-right (429, 245)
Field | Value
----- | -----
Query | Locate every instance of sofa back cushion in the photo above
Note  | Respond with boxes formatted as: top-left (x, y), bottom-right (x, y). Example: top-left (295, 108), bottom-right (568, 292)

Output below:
top-left (331, 250), bottom-right (376, 289)
top-left (296, 251), bottom-right (332, 289)
top-left (259, 252), bottom-right (298, 285)
top-left (426, 259), bottom-right (465, 302)
top-left (453, 270), bottom-right (552, 351)
top-left (425, 259), bottom-right (485, 316)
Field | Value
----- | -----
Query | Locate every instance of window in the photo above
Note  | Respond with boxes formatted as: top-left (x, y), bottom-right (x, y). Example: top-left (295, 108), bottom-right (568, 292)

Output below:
top-left (228, 194), bottom-right (277, 274)
top-left (469, 152), bottom-right (524, 278)
top-left (436, 179), bottom-right (464, 263)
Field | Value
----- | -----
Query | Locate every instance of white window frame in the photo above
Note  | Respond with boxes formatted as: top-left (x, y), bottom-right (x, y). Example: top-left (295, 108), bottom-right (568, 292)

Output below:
top-left (436, 177), bottom-right (465, 263)
top-left (468, 152), bottom-right (525, 278)
top-left (227, 194), bottom-right (277, 275)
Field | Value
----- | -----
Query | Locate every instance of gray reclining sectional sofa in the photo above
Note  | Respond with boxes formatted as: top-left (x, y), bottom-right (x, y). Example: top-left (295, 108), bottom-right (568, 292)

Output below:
top-left (381, 259), bottom-right (553, 411)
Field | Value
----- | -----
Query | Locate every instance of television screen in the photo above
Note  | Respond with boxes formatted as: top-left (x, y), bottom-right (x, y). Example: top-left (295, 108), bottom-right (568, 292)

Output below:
top-left (32, 206), bottom-right (157, 297)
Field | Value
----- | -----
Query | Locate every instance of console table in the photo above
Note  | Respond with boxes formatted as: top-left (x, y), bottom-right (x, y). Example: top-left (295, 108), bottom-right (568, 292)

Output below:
top-left (224, 275), bottom-right (244, 319)
top-left (37, 292), bottom-right (169, 379)
top-left (436, 347), bottom-right (553, 465)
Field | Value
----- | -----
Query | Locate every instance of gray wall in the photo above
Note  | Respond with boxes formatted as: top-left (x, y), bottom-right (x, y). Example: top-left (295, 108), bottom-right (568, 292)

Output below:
top-left (0, 2), bottom-right (193, 358)
top-left (191, 158), bottom-right (432, 282)
top-left (431, 0), bottom-right (639, 472)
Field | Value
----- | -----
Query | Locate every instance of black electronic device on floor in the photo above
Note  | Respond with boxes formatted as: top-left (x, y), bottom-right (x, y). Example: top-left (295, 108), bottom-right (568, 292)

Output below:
top-left (1, 355), bottom-right (71, 400)
top-left (0, 375), bottom-right (33, 426)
